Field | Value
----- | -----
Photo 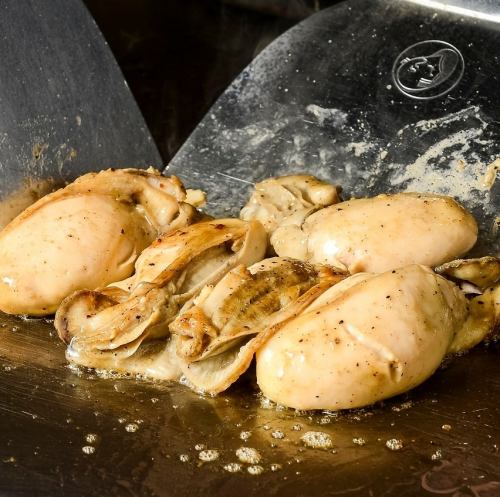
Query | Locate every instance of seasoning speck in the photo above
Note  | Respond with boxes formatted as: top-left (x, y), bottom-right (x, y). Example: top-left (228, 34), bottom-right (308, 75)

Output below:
top-left (301, 431), bottom-right (333, 449)
top-left (82, 446), bottom-right (95, 455)
top-left (441, 424), bottom-right (452, 432)
top-left (292, 424), bottom-right (302, 431)
top-left (195, 443), bottom-right (206, 451)
top-left (270, 463), bottom-right (282, 472)
top-left (179, 454), bottom-right (189, 462)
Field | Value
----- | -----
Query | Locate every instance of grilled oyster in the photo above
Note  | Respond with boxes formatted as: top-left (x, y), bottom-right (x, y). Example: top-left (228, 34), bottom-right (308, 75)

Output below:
top-left (256, 258), bottom-right (499, 410)
top-left (55, 219), bottom-right (267, 378)
top-left (170, 257), bottom-right (346, 394)
top-left (240, 174), bottom-right (340, 236)
top-left (270, 192), bottom-right (477, 272)
top-left (0, 168), bottom-right (204, 315)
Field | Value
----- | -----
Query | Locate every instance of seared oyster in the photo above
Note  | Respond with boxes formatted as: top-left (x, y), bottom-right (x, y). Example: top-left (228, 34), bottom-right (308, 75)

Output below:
top-left (0, 168), bottom-right (204, 315)
top-left (55, 219), bottom-right (267, 378)
top-left (256, 258), bottom-right (499, 410)
top-left (240, 174), bottom-right (340, 235)
top-left (170, 257), bottom-right (346, 394)
top-left (270, 192), bottom-right (477, 272)
top-left (436, 257), bottom-right (500, 353)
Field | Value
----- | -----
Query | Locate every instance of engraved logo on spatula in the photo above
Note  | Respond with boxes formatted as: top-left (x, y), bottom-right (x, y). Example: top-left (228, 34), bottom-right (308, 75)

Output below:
top-left (392, 40), bottom-right (464, 101)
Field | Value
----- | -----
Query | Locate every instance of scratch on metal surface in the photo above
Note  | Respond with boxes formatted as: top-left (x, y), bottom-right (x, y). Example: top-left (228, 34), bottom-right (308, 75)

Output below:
top-left (216, 171), bottom-right (255, 185)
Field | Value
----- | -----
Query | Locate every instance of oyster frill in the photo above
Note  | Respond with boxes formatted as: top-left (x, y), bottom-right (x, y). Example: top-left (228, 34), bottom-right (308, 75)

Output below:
top-left (170, 257), bottom-right (346, 394)
top-left (240, 174), bottom-right (340, 235)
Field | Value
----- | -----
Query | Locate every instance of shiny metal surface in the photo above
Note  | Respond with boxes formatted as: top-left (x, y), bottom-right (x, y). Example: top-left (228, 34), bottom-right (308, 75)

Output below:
top-left (168, 0), bottom-right (500, 254)
top-left (0, 0), bottom-right (161, 203)
top-left (0, 315), bottom-right (498, 496)
top-left (1, 0), bottom-right (499, 496)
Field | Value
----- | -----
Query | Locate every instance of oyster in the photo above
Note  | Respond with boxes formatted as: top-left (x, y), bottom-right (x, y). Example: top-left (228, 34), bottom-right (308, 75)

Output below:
top-left (256, 259), bottom-right (499, 410)
top-left (270, 192), bottom-right (477, 272)
top-left (170, 257), bottom-right (346, 394)
top-left (55, 219), bottom-right (267, 378)
top-left (436, 257), bottom-right (500, 353)
top-left (240, 174), bottom-right (340, 235)
top-left (0, 168), bottom-right (204, 315)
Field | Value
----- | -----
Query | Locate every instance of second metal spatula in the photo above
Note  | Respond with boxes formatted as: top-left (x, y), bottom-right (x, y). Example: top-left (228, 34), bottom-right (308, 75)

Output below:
top-left (0, 0), bottom-right (162, 203)
top-left (167, 0), bottom-right (500, 254)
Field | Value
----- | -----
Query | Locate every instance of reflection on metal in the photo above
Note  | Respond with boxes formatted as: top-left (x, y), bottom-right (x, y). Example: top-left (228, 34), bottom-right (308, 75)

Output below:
top-left (404, 0), bottom-right (500, 23)
top-left (392, 40), bottom-right (465, 100)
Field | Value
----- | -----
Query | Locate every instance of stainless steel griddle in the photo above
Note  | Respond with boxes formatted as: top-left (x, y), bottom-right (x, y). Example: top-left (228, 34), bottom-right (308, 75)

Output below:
top-left (0, 1), bottom-right (499, 496)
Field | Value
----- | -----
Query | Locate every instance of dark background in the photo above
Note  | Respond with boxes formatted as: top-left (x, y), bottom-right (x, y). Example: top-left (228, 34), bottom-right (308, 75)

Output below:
top-left (83, 0), bottom-right (341, 162)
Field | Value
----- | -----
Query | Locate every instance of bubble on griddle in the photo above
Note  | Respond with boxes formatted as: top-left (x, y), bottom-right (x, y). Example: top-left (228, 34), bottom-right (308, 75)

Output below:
top-left (353, 437), bottom-right (366, 446)
top-left (125, 423), bottom-right (139, 433)
top-left (198, 449), bottom-right (219, 462)
top-left (301, 431), bottom-right (333, 449)
top-left (247, 465), bottom-right (264, 475)
top-left (271, 430), bottom-right (285, 440)
top-left (431, 449), bottom-right (443, 461)
top-left (239, 431), bottom-right (252, 441)
top-left (259, 396), bottom-right (276, 409)
top-left (85, 433), bottom-right (98, 444)
top-left (385, 438), bottom-right (404, 451)
top-left (236, 447), bottom-right (261, 464)
top-left (391, 400), bottom-right (413, 412)
top-left (270, 463), bottom-right (282, 472)
top-left (223, 462), bottom-right (242, 473)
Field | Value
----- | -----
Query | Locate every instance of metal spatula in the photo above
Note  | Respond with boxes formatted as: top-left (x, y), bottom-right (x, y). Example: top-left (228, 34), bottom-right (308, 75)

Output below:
top-left (167, 0), bottom-right (500, 254)
top-left (0, 0), bottom-right (161, 204)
